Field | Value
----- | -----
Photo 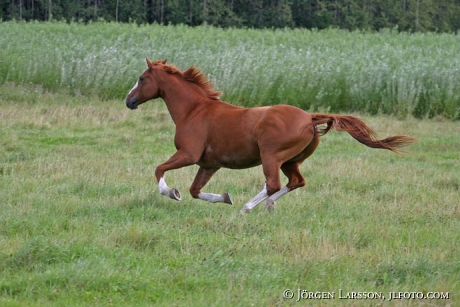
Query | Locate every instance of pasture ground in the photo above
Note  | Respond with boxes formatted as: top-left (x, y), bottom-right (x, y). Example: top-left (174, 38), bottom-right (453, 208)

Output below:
top-left (1, 84), bottom-right (459, 306)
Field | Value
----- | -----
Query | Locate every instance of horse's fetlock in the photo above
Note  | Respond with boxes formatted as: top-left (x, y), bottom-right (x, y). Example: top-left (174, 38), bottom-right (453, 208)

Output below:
top-left (266, 185), bottom-right (281, 196)
top-left (189, 188), bottom-right (200, 198)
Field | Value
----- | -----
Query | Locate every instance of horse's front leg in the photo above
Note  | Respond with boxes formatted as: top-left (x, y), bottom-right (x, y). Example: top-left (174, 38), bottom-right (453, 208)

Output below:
top-left (155, 150), bottom-right (197, 201)
top-left (190, 166), bottom-right (233, 205)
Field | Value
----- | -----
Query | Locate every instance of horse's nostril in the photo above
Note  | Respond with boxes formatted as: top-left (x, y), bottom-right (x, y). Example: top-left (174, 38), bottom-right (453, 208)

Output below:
top-left (126, 97), bottom-right (138, 109)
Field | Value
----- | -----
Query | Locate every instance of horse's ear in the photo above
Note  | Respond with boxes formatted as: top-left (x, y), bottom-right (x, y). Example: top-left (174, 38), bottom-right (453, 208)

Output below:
top-left (161, 59), bottom-right (168, 64)
top-left (146, 57), bottom-right (154, 69)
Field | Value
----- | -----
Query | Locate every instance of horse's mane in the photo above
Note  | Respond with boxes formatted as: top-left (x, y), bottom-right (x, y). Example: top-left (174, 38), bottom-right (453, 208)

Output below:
top-left (153, 60), bottom-right (221, 100)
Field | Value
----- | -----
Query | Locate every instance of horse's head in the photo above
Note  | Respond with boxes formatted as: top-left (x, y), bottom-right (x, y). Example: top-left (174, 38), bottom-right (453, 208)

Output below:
top-left (125, 58), bottom-right (166, 110)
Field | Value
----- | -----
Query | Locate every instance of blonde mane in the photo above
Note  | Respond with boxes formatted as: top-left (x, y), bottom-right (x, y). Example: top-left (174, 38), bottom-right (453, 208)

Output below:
top-left (152, 60), bottom-right (221, 100)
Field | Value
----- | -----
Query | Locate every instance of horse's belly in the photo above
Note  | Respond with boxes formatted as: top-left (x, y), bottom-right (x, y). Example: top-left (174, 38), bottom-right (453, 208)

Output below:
top-left (218, 155), bottom-right (262, 169)
top-left (198, 145), bottom-right (261, 169)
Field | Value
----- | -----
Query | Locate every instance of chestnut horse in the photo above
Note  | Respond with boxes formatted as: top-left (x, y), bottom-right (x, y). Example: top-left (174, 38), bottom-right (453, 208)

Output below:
top-left (125, 58), bottom-right (415, 214)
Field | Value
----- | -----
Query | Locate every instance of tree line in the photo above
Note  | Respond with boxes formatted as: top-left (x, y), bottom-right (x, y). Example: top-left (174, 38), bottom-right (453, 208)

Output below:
top-left (2, 0), bottom-right (460, 32)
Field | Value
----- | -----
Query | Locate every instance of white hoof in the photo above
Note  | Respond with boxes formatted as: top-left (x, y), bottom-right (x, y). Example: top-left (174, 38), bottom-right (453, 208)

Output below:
top-left (239, 207), bottom-right (251, 214)
top-left (265, 199), bottom-right (276, 211)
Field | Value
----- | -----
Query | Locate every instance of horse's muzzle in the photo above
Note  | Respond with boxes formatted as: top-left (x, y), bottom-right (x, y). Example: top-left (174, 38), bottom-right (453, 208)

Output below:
top-left (126, 97), bottom-right (138, 110)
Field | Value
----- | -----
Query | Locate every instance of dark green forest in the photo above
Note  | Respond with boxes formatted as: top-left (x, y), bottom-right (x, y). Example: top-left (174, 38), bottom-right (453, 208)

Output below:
top-left (2, 0), bottom-right (460, 32)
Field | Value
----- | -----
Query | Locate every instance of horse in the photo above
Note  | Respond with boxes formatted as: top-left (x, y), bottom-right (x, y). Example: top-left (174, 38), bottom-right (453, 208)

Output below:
top-left (125, 58), bottom-right (416, 214)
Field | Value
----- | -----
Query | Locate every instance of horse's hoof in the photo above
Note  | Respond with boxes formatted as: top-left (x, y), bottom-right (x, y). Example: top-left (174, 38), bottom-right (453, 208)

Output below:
top-left (239, 207), bottom-right (251, 215)
top-left (170, 188), bottom-right (182, 201)
top-left (265, 199), bottom-right (275, 211)
top-left (223, 193), bottom-right (233, 205)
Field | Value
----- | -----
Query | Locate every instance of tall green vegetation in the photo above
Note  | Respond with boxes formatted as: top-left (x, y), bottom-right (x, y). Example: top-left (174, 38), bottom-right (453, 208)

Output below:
top-left (2, 0), bottom-right (460, 32)
top-left (1, 21), bottom-right (459, 119)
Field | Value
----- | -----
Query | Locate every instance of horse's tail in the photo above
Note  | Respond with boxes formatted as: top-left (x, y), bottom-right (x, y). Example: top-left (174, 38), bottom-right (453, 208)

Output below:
top-left (311, 113), bottom-right (416, 153)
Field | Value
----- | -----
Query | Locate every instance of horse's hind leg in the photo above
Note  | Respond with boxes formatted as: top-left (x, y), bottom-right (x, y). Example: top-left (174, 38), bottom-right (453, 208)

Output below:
top-left (190, 166), bottom-right (233, 205)
top-left (264, 162), bottom-right (305, 210)
top-left (240, 158), bottom-right (282, 214)
top-left (264, 136), bottom-right (320, 210)
top-left (282, 162), bottom-right (307, 190)
top-left (239, 184), bottom-right (269, 214)
top-left (240, 162), bottom-right (303, 213)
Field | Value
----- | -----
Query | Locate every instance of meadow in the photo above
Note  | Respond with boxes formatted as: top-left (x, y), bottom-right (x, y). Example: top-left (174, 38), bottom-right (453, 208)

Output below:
top-left (1, 21), bottom-right (460, 119)
top-left (1, 83), bottom-right (459, 306)
top-left (1, 21), bottom-right (460, 306)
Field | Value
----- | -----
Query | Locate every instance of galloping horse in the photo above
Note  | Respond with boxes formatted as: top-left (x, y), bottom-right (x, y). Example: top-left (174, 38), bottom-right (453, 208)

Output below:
top-left (125, 58), bottom-right (415, 214)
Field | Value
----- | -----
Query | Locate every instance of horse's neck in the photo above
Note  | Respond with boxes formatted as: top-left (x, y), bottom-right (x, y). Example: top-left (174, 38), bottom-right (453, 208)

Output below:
top-left (160, 77), bottom-right (209, 125)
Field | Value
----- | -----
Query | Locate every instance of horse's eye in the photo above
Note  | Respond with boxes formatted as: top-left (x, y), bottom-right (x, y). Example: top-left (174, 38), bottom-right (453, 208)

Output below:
top-left (139, 76), bottom-right (144, 83)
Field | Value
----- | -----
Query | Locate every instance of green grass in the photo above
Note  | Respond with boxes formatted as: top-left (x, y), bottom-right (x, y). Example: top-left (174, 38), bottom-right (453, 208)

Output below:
top-left (1, 21), bottom-right (460, 119)
top-left (1, 84), bottom-right (459, 306)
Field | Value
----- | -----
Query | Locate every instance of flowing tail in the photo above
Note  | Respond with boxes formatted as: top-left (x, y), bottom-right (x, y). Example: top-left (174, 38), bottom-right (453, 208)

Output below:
top-left (311, 113), bottom-right (416, 153)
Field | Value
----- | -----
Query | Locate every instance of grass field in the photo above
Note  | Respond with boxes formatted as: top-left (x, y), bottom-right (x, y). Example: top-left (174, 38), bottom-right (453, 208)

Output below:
top-left (1, 21), bottom-right (460, 119)
top-left (0, 83), bottom-right (459, 306)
